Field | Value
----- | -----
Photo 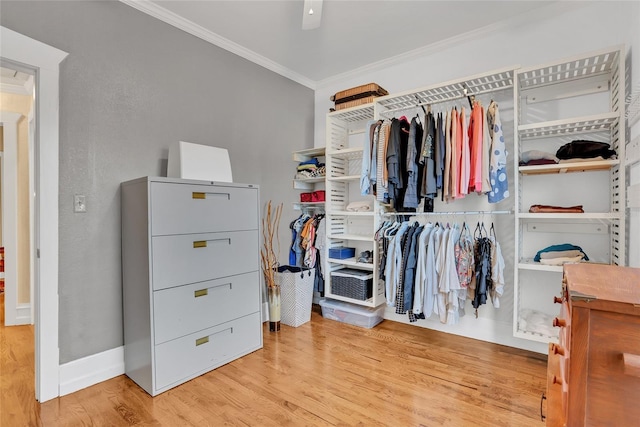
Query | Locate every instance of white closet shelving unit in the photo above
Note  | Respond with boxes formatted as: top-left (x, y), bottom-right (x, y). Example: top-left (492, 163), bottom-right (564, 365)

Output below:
top-left (325, 104), bottom-right (382, 306)
top-left (513, 46), bottom-right (626, 343)
top-left (292, 146), bottom-right (326, 211)
top-left (323, 67), bottom-right (530, 347)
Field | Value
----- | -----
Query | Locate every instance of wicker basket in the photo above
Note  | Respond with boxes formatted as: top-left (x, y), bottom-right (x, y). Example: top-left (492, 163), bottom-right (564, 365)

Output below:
top-left (330, 268), bottom-right (373, 301)
top-left (331, 83), bottom-right (388, 111)
top-left (335, 96), bottom-right (378, 111)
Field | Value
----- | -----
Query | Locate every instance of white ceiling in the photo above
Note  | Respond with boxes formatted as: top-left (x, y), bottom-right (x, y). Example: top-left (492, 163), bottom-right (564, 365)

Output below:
top-left (125, 1), bottom-right (558, 88)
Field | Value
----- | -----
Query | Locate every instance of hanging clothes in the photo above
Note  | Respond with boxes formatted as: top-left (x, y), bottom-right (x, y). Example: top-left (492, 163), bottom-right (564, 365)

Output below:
top-left (377, 120), bottom-right (392, 203)
top-left (380, 216), bottom-right (505, 325)
top-left (419, 111), bottom-right (437, 204)
top-left (458, 106), bottom-right (470, 197)
top-left (472, 225), bottom-right (493, 310)
top-left (443, 110), bottom-right (453, 202)
top-left (386, 118), bottom-right (403, 207)
top-left (481, 103), bottom-right (492, 193)
top-left (487, 101), bottom-right (509, 203)
top-left (436, 112), bottom-right (445, 192)
top-left (403, 118), bottom-right (421, 209)
top-left (361, 120), bottom-right (376, 196)
top-left (468, 102), bottom-right (484, 193)
top-left (489, 231), bottom-right (505, 308)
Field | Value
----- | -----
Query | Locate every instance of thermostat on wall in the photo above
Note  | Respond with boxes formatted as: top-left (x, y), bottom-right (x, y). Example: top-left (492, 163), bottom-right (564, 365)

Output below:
top-left (167, 141), bottom-right (233, 183)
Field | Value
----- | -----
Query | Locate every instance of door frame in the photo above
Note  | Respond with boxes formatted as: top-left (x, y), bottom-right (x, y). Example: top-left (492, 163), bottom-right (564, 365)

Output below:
top-left (1, 25), bottom-right (68, 402)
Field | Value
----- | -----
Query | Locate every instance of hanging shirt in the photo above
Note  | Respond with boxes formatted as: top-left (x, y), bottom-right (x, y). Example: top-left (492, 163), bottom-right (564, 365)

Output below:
top-left (420, 112), bottom-right (437, 200)
top-left (403, 118), bottom-right (420, 209)
top-left (386, 119), bottom-right (403, 206)
top-left (361, 120), bottom-right (376, 196)
top-left (481, 105), bottom-right (492, 193)
top-left (450, 108), bottom-right (460, 200)
top-left (468, 103), bottom-right (484, 192)
top-left (436, 112), bottom-right (445, 190)
top-left (377, 121), bottom-right (391, 202)
top-left (385, 221), bottom-right (409, 306)
top-left (423, 224), bottom-right (442, 318)
top-left (489, 236), bottom-right (505, 308)
top-left (370, 121), bottom-right (382, 194)
top-left (487, 102), bottom-right (509, 203)
top-left (443, 110), bottom-right (453, 202)
top-left (413, 223), bottom-right (434, 315)
top-left (459, 107), bottom-right (470, 197)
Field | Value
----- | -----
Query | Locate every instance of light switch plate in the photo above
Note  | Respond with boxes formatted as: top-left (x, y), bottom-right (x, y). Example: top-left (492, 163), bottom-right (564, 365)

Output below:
top-left (74, 194), bottom-right (86, 213)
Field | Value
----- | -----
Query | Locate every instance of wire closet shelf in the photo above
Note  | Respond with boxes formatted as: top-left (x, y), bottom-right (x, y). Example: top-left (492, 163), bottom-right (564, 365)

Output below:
top-left (376, 67), bottom-right (515, 117)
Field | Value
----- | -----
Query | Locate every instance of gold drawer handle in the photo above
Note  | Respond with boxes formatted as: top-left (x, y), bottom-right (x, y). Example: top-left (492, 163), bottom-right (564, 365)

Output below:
top-left (195, 283), bottom-right (232, 298)
top-left (192, 192), bottom-right (231, 200)
top-left (193, 238), bottom-right (231, 248)
top-left (195, 336), bottom-right (209, 346)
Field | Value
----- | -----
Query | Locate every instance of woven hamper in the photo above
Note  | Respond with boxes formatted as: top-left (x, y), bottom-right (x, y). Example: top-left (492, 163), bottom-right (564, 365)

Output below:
top-left (330, 268), bottom-right (373, 301)
top-left (275, 265), bottom-right (315, 327)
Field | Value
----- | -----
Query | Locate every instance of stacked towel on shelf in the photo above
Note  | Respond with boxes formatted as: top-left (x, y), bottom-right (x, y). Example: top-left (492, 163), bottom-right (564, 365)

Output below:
top-left (534, 243), bottom-right (589, 265)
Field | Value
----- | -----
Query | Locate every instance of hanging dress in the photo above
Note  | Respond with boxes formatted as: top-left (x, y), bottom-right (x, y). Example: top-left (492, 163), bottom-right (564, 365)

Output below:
top-left (487, 101), bottom-right (509, 203)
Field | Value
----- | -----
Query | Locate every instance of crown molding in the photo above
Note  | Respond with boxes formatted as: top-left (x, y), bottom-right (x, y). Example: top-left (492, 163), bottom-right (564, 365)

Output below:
top-left (315, 1), bottom-right (580, 90)
top-left (119, 0), bottom-right (316, 90)
top-left (1, 73), bottom-right (33, 96)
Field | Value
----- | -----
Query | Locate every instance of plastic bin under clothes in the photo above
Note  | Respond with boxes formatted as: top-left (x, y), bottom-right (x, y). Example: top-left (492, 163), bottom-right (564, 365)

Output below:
top-left (319, 298), bottom-right (384, 329)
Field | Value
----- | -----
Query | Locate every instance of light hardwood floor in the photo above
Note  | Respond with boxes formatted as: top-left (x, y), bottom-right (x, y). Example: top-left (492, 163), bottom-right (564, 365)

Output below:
top-left (1, 297), bottom-right (547, 426)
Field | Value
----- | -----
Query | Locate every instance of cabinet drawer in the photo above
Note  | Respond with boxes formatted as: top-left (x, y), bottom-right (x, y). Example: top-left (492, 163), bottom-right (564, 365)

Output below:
top-left (151, 230), bottom-right (258, 291)
top-left (154, 312), bottom-right (261, 391)
top-left (150, 182), bottom-right (258, 236)
top-left (585, 310), bottom-right (640, 426)
top-left (153, 271), bottom-right (260, 344)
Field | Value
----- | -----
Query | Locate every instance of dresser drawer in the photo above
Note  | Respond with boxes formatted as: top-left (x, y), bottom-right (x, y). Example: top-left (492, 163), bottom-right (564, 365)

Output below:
top-left (151, 230), bottom-right (258, 291)
top-left (150, 182), bottom-right (258, 236)
top-left (154, 312), bottom-right (261, 390)
top-left (585, 309), bottom-right (640, 426)
top-left (153, 271), bottom-right (260, 344)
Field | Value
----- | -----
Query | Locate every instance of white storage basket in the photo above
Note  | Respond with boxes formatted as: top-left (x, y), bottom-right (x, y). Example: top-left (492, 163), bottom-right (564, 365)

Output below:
top-left (275, 266), bottom-right (315, 327)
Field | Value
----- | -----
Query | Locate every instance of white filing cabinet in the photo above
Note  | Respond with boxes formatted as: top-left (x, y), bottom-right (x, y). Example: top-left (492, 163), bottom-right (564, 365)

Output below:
top-left (121, 176), bottom-right (262, 396)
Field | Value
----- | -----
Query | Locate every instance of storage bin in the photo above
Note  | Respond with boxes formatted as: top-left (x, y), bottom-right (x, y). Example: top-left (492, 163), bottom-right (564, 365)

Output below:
top-left (275, 265), bottom-right (315, 327)
top-left (300, 192), bottom-right (313, 202)
top-left (330, 268), bottom-right (373, 301)
top-left (311, 190), bottom-right (325, 202)
top-left (319, 298), bottom-right (384, 329)
top-left (328, 247), bottom-right (355, 259)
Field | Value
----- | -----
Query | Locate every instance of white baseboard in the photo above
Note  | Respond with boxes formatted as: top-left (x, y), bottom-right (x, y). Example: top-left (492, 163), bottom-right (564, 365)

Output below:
top-left (59, 346), bottom-right (125, 396)
top-left (15, 303), bottom-right (31, 325)
top-left (384, 307), bottom-right (547, 354)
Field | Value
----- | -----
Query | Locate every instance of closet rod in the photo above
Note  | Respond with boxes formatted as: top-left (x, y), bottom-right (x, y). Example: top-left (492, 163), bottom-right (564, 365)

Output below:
top-left (381, 210), bottom-right (512, 216)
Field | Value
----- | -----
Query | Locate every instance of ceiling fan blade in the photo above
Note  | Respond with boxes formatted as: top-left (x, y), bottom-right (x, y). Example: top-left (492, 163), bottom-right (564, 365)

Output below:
top-left (302, 0), bottom-right (323, 30)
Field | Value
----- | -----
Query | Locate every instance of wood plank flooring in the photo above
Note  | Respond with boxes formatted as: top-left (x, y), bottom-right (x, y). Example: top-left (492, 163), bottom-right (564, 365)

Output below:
top-left (1, 298), bottom-right (547, 426)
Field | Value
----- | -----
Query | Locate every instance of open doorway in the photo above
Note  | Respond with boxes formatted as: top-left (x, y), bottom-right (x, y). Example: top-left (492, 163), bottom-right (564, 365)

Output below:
top-left (1, 25), bottom-right (68, 403)
top-left (1, 64), bottom-right (35, 327)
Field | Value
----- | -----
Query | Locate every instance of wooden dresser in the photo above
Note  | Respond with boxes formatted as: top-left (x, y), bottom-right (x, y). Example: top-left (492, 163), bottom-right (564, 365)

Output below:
top-left (121, 177), bottom-right (262, 396)
top-left (546, 263), bottom-right (640, 426)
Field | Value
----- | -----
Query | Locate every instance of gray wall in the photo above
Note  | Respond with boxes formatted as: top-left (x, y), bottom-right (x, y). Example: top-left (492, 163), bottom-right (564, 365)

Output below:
top-left (1, 1), bottom-right (314, 363)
